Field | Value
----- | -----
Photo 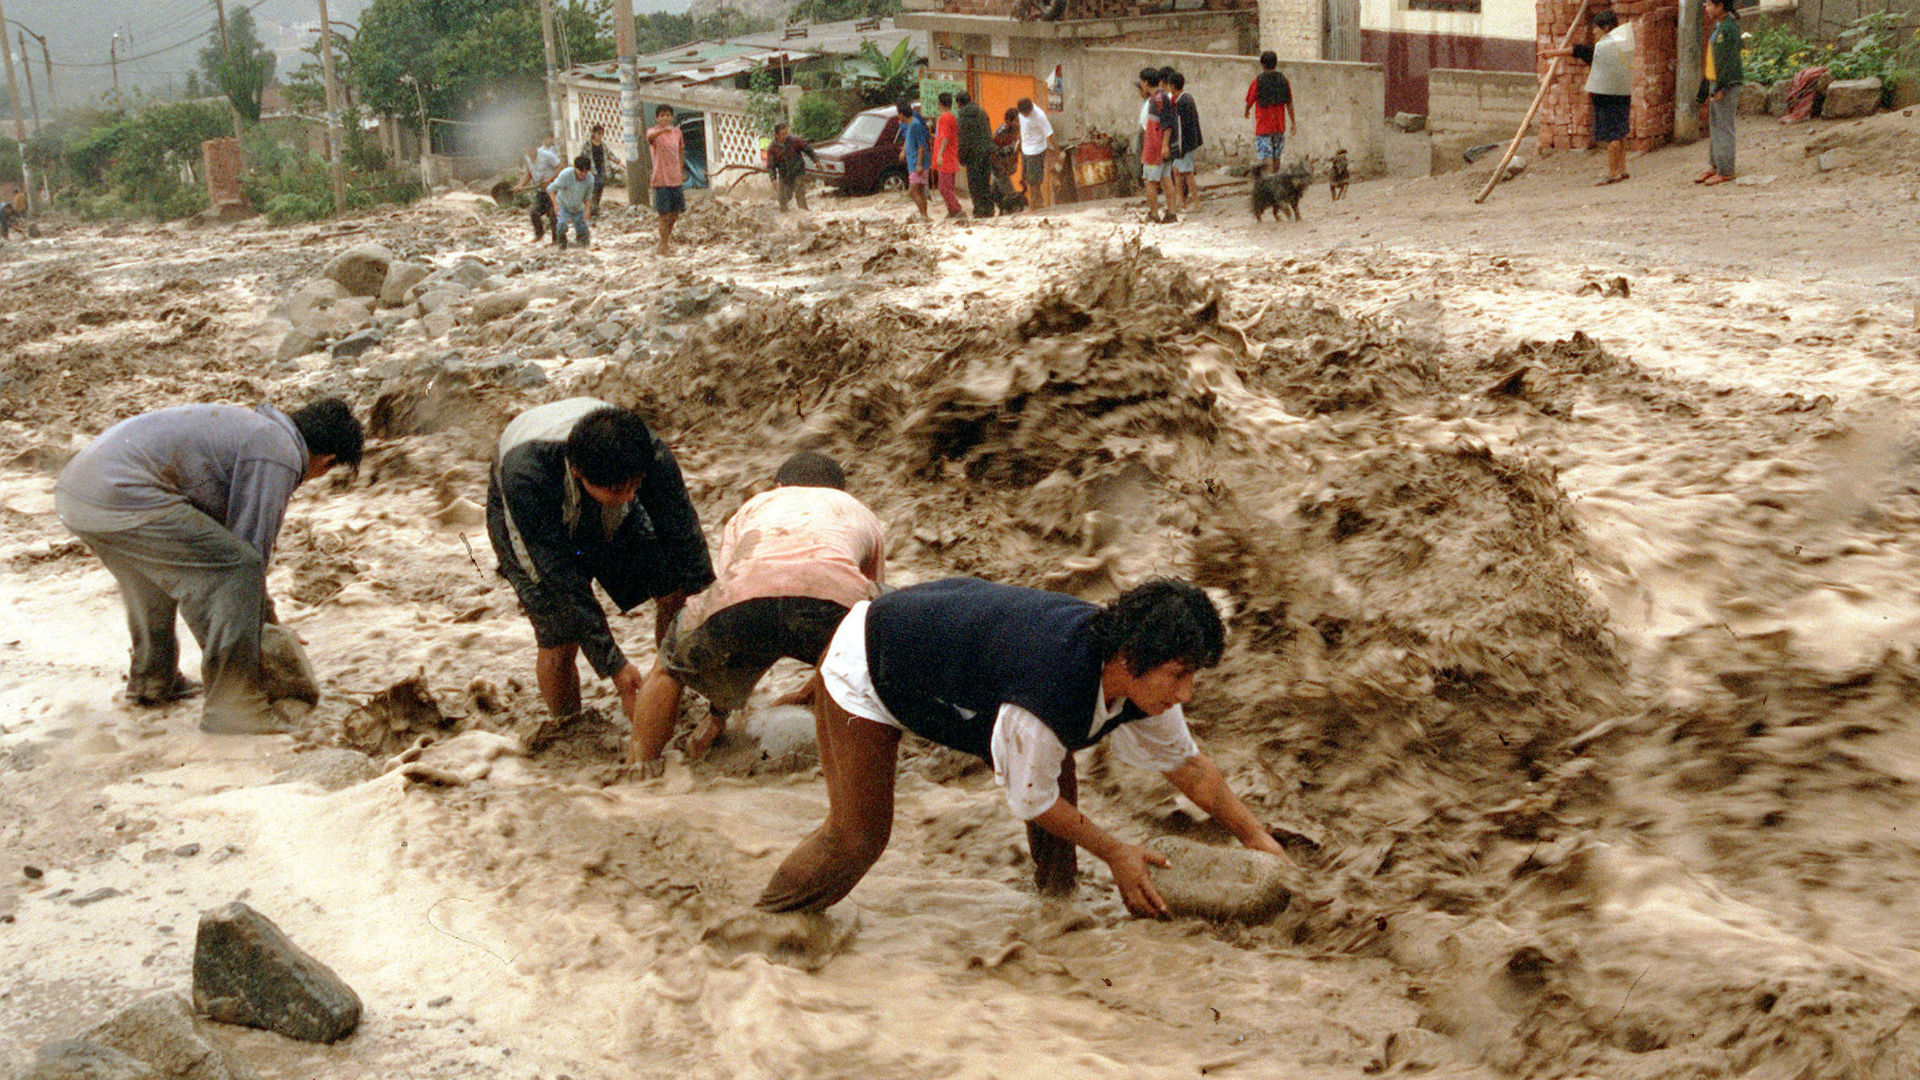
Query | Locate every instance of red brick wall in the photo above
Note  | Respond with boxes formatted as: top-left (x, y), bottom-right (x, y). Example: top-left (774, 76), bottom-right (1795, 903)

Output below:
top-left (1537, 0), bottom-right (1676, 152)
top-left (201, 137), bottom-right (248, 208)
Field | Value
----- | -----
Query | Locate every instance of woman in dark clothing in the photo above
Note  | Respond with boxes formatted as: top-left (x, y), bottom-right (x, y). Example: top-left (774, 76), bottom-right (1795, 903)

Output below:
top-left (1546, 9), bottom-right (1635, 185)
top-left (1696, 0), bottom-right (1743, 185)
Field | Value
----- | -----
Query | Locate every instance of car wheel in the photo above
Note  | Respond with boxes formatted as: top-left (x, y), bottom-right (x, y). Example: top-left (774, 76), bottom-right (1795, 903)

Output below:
top-left (878, 170), bottom-right (907, 193)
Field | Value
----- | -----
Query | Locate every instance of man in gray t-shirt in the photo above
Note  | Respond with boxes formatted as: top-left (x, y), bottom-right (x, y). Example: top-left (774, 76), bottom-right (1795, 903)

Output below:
top-left (55, 399), bottom-right (364, 733)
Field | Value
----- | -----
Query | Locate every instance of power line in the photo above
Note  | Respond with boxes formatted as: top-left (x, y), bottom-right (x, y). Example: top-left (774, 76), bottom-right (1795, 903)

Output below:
top-left (51, 0), bottom-right (272, 70)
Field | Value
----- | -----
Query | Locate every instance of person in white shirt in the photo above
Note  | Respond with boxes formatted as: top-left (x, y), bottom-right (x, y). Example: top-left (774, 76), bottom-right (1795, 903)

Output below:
top-left (517, 134), bottom-right (566, 242)
top-left (1546, 10), bottom-right (1636, 185)
top-left (1015, 97), bottom-right (1055, 210)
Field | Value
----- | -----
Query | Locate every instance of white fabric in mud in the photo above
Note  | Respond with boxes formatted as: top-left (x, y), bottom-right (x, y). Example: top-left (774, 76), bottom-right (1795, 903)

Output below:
top-left (822, 601), bottom-right (1198, 819)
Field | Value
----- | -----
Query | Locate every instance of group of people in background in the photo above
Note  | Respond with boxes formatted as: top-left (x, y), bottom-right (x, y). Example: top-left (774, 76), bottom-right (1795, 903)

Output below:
top-left (516, 109), bottom-right (688, 256)
top-left (57, 395), bottom-right (1293, 919)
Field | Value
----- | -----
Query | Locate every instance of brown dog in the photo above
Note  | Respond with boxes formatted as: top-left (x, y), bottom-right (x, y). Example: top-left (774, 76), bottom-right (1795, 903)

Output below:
top-left (1329, 149), bottom-right (1350, 201)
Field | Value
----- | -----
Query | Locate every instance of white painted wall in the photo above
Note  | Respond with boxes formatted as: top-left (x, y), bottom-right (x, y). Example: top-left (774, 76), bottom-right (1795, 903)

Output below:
top-left (1358, 0), bottom-right (1533, 41)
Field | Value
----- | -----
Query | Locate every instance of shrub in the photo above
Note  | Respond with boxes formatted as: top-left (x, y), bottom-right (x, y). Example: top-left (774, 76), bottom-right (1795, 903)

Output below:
top-left (265, 192), bottom-right (331, 224)
top-left (794, 93), bottom-right (847, 142)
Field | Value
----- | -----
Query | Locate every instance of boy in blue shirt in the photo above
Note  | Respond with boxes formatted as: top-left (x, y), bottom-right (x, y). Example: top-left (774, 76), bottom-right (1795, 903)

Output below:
top-left (897, 100), bottom-right (931, 221)
top-left (546, 154), bottom-right (595, 250)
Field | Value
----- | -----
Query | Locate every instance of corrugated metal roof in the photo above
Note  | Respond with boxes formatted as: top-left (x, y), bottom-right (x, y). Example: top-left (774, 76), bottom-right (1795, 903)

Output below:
top-left (565, 41), bottom-right (817, 87)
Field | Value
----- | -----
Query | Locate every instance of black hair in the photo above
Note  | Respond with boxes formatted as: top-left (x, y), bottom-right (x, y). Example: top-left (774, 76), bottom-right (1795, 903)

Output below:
top-left (573, 153), bottom-right (591, 170)
top-left (1017, 97), bottom-right (1034, 112)
top-left (1004, 107), bottom-right (1019, 122)
top-left (1593, 9), bottom-right (1619, 29)
top-left (1159, 66), bottom-right (1176, 83)
top-left (290, 398), bottom-right (364, 471)
top-left (1168, 70), bottom-right (1186, 91)
top-left (774, 120), bottom-right (790, 133)
top-left (1139, 67), bottom-right (1162, 85)
top-left (1089, 579), bottom-right (1225, 676)
top-left (897, 99), bottom-right (913, 116)
top-left (938, 91), bottom-right (954, 108)
top-left (564, 407), bottom-right (654, 487)
top-left (957, 90), bottom-right (972, 105)
top-left (591, 123), bottom-right (605, 134)
top-left (1260, 50), bottom-right (1277, 68)
top-left (656, 104), bottom-right (674, 118)
top-left (773, 450), bottom-right (846, 490)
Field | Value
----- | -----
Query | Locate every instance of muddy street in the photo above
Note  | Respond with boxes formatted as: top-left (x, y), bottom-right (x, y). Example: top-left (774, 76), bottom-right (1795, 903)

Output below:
top-left (4, 128), bottom-right (1920, 1080)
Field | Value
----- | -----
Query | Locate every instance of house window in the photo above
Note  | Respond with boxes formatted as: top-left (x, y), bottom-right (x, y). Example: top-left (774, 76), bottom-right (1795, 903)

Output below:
top-left (1406, 0), bottom-right (1482, 11)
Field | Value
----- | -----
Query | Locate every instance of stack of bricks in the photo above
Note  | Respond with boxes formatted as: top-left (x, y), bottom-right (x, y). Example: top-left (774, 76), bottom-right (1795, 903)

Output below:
top-left (1537, 0), bottom-right (1678, 152)
top-left (201, 137), bottom-right (248, 210)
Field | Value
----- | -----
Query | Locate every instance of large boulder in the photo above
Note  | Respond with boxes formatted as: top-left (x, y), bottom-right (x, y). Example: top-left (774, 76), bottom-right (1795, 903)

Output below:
top-left (378, 262), bottom-right (430, 309)
top-left (1767, 78), bottom-right (1793, 116)
top-left (417, 259), bottom-right (489, 295)
top-left (1888, 72), bottom-right (1920, 110)
top-left (192, 901), bottom-right (362, 1044)
top-left (1735, 81), bottom-right (1768, 116)
top-left (1821, 77), bottom-right (1882, 119)
top-left (84, 994), bottom-right (259, 1080)
top-left (416, 284), bottom-right (470, 317)
top-left (276, 328), bottom-right (324, 362)
top-left (329, 327), bottom-right (384, 361)
top-left (18, 1041), bottom-right (160, 1080)
top-left (466, 288), bottom-right (531, 325)
top-left (285, 280), bottom-right (350, 331)
top-left (320, 244), bottom-right (394, 298)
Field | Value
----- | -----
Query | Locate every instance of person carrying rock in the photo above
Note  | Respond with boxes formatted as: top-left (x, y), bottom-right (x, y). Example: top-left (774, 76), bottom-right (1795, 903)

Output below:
top-left (627, 451), bottom-right (885, 772)
top-left (756, 577), bottom-right (1291, 916)
top-left (517, 134), bottom-right (565, 242)
top-left (766, 122), bottom-right (820, 212)
top-left (547, 154), bottom-right (595, 250)
top-left (487, 398), bottom-right (715, 730)
top-left (55, 399), bottom-right (364, 733)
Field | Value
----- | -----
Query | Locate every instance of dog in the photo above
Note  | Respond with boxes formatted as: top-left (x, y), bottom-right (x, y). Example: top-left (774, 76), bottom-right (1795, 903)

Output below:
top-left (1328, 149), bottom-right (1350, 201)
top-left (1251, 160), bottom-right (1313, 222)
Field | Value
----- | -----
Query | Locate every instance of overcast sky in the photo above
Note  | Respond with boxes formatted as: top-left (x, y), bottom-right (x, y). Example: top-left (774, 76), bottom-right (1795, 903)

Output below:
top-left (4, 0), bottom-right (685, 107)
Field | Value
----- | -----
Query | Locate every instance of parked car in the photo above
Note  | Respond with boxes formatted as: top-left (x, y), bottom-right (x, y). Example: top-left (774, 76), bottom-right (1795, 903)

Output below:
top-left (808, 104), bottom-right (911, 195)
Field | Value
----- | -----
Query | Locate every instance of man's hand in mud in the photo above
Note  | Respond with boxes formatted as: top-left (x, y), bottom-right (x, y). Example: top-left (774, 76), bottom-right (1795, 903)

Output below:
top-left (1106, 843), bottom-right (1171, 918)
top-left (619, 756), bottom-right (666, 781)
top-left (1246, 828), bottom-right (1299, 870)
top-left (687, 713), bottom-right (725, 760)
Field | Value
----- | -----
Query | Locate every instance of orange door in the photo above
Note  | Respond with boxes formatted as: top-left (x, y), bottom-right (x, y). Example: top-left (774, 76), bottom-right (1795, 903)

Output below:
top-left (976, 70), bottom-right (1045, 200)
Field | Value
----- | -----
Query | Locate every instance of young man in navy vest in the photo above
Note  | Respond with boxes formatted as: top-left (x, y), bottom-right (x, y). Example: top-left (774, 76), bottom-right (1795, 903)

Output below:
top-left (757, 577), bottom-right (1290, 917)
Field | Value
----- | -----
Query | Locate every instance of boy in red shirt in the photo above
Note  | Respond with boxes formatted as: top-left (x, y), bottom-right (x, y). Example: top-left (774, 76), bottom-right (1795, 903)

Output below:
top-left (1245, 51), bottom-right (1297, 176)
top-left (1139, 68), bottom-right (1179, 222)
top-left (932, 92), bottom-right (965, 219)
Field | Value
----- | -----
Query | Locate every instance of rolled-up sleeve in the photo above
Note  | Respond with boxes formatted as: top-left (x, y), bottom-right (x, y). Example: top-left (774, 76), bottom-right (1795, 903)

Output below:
top-left (1108, 705), bottom-right (1199, 774)
top-left (990, 704), bottom-right (1071, 821)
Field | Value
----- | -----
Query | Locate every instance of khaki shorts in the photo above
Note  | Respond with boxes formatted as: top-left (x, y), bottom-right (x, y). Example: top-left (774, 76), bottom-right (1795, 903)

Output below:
top-left (661, 596), bottom-right (850, 712)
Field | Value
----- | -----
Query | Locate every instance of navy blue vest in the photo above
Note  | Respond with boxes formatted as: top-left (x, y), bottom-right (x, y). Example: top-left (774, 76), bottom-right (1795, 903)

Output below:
top-left (865, 578), bottom-right (1142, 760)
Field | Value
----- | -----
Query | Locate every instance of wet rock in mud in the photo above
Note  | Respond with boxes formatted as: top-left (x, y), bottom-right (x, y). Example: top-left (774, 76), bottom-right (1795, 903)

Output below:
top-left (421, 311), bottom-right (456, 339)
top-left (379, 262), bottom-right (429, 308)
top-left (1371, 1028), bottom-right (1458, 1073)
top-left (418, 259), bottom-right (490, 294)
top-left (285, 280), bottom-right (349, 329)
top-left (343, 675), bottom-right (453, 756)
top-left (193, 901), bottom-right (361, 1044)
top-left (701, 908), bottom-right (859, 972)
top-left (258, 625), bottom-right (319, 706)
top-left (321, 244), bottom-right (394, 298)
top-left (270, 748), bottom-right (378, 791)
top-left (520, 706), bottom-right (623, 763)
top-left (328, 328), bottom-right (383, 360)
top-left (85, 993), bottom-right (259, 1080)
top-left (467, 288), bottom-right (531, 324)
top-left (1150, 837), bottom-right (1295, 921)
top-left (416, 285), bottom-right (469, 317)
top-left (19, 1040), bottom-right (161, 1080)
top-left (393, 730), bottom-right (522, 787)
top-left (365, 374), bottom-right (483, 440)
top-left (276, 329), bottom-right (324, 362)
top-left (701, 704), bottom-right (820, 776)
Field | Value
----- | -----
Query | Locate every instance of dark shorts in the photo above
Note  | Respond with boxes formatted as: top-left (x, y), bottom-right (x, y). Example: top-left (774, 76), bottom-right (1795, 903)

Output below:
top-left (661, 596), bottom-right (850, 712)
top-left (653, 186), bottom-right (686, 216)
top-left (1591, 93), bottom-right (1630, 144)
top-left (1022, 153), bottom-right (1045, 191)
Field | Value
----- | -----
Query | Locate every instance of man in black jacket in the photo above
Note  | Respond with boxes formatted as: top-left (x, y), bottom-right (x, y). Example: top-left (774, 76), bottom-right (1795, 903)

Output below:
top-left (756, 577), bottom-right (1290, 916)
top-left (766, 122), bottom-right (821, 212)
top-left (486, 398), bottom-right (715, 725)
top-left (955, 90), bottom-right (996, 219)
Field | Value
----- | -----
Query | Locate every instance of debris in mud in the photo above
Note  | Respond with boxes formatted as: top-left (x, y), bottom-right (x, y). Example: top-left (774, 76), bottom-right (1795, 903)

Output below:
top-left (342, 675), bottom-right (454, 756)
top-left (519, 706), bottom-right (624, 763)
top-left (83, 993), bottom-right (257, 1080)
top-left (700, 908), bottom-right (860, 973)
top-left (258, 625), bottom-right (320, 706)
top-left (193, 901), bottom-right (363, 1043)
top-left (859, 243), bottom-right (936, 282)
top-left (18, 1039), bottom-right (161, 1080)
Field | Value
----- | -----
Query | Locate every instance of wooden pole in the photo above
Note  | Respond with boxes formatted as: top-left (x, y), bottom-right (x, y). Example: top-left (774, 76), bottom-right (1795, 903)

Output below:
top-left (0, 0), bottom-right (33, 213)
top-left (538, 0), bottom-right (564, 147)
top-left (317, 0), bottom-right (347, 214)
top-left (614, 0), bottom-right (646, 206)
top-left (1474, 0), bottom-right (1592, 204)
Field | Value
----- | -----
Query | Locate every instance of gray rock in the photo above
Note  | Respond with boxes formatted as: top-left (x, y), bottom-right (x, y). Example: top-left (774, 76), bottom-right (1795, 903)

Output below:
top-left (277, 329), bottom-right (324, 362)
top-left (19, 1040), bottom-right (160, 1080)
top-left (285, 280), bottom-right (350, 330)
top-left (1767, 78), bottom-right (1793, 116)
top-left (378, 262), bottom-right (429, 308)
top-left (320, 244), bottom-right (394, 298)
top-left (86, 994), bottom-right (259, 1080)
top-left (1391, 111), bottom-right (1426, 132)
top-left (415, 285), bottom-right (469, 316)
top-left (1736, 81), bottom-right (1769, 116)
top-left (467, 288), bottom-right (532, 324)
top-left (70, 887), bottom-right (123, 907)
top-left (1817, 149), bottom-right (1838, 172)
top-left (271, 749), bottom-right (378, 792)
top-left (433, 259), bottom-right (491, 290)
top-left (422, 311), bottom-right (456, 338)
top-left (1150, 836), bottom-right (1296, 921)
top-left (329, 328), bottom-right (384, 360)
top-left (1821, 77), bottom-right (1883, 119)
top-left (192, 902), bottom-right (361, 1044)
top-left (528, 282), bottom-right (569, 302)
top-left (258, 625), bottom-right (319, 705)
top-left (592, 320), bottom-right (623, 345)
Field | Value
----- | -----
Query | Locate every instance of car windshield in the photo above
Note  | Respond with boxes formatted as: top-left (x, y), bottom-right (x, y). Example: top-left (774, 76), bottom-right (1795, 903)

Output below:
top-left (839, 113), bottom-right (889, 145)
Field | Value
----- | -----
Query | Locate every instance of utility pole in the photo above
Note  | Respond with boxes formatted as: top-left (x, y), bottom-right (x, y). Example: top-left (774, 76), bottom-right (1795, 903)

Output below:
top-left (212, 0), bottom-right (248, 169)
top-left (538, 0), bottom-right (564, 147)
top-left (110, 33), bottom-right (121, 106)
top-left (19, 32), bottom-right (40, 204)
top-left (0, 0), bottom-right (32, 213)
top-left (317, 0), bottom-right (347, 213)
top-left (614, 0), bottom-right (645, 206)
top-left (1674, 0), bottom-right (1702, 143)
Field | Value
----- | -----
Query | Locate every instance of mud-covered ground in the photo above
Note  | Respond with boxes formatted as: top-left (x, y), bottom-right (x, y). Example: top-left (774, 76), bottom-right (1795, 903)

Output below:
top-left (3, 108), bottom-right (1920, 1080)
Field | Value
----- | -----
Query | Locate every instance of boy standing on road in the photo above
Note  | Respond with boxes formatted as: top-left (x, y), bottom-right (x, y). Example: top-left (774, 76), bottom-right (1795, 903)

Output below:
top-left (767, 122), bottom-right (821, 212)
top-left (487, 398), bottom-right (715, 729)
top-left (628, 451), bottom-right (886, 770)
top-left (1169, 70), bottom-right (1202, 208)
top-left (1016, 97), bottom-right (1054, 210)
top-left (587, 124), bottom-right (610, 216)
top-left (932, 92), bottom-right (966, 219)
top-left (1245, 52), bottom-right (1296, 176)
top-left (546, 154), bottom-right (596, 249)
top-left (55, 399), bottom-right (364, 734)
top-left (1141, 72), bottom-right (1178, 222)
top-left (898, 100), bottom-right (932, 220)
top-left (647, 106), bottom-right (687, 256)
top-left (756, 577), bottom-right (1292, 915)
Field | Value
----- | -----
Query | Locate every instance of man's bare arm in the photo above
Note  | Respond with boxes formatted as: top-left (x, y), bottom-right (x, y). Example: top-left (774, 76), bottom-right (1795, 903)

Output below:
top-left (1166, 752), bottom-right (1293, 864)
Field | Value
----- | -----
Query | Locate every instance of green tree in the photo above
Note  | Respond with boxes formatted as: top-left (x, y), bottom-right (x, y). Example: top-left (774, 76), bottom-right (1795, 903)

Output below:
top-left (856, 37), bottom-right (920, 107)
top-left (198, 7), bottom-right (277, 123)
top-left (788, 0), bottom-right (901, 24)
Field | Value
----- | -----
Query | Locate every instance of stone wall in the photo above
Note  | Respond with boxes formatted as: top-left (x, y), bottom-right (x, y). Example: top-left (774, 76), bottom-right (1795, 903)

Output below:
top-left (1427, 68), bottom-right (1536, 135)
top-left (201, 137), bottom-right (247, 210)
top-left (1537, 0), bottom-right (1677, 152)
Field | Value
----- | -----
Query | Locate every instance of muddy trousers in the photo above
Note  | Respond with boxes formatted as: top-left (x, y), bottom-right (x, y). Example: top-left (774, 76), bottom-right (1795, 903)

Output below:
top-left (777, 173), bottom-right (808, 211)
top-left (530, 191), bottom-right (556, 240)
top-left (964, 158), bottom-right (994, 218)
top-left (758, 691), bottom-right (901, 912)
top-left (64, 503), bottom-right (278, 734)
top-left (1708, 94), bottom-right (1736, 177)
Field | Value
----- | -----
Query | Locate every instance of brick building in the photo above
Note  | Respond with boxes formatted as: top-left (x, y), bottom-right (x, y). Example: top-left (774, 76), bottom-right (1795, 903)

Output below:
top-left (1535, 0), bottom-right (1676, 151)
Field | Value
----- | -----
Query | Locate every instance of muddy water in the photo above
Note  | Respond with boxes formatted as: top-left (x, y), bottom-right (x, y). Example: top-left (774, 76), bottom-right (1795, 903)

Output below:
top-left (4, 192), bottom-right (1920, 1079)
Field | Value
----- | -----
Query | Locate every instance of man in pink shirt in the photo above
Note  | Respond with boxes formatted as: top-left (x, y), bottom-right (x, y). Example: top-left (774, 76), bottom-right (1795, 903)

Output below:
top-left (932, 91), bottom-right (965, 219)
top-left (628, 451), bottom-right (886, 769)
top-left (646, 105), bottom-right (686, 257)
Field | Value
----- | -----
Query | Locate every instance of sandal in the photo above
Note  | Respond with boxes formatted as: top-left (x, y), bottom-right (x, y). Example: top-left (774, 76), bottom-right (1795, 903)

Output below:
top-left (1596, 174), bottom-right (1628, 185)
top-left (1702, 173), bottom-right (1734, 185)
top-left (1694, 169), bottom-right (1716, 184)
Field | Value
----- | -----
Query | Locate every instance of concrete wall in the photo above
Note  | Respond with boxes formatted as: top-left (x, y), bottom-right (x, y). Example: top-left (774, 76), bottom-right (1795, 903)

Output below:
top-left (1427, 67), bottom-right (1534, 135)
top-left (1069, 47), bottom-right (1386, 174)
top-left (1259, 0), bottom-right (1323, 61)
